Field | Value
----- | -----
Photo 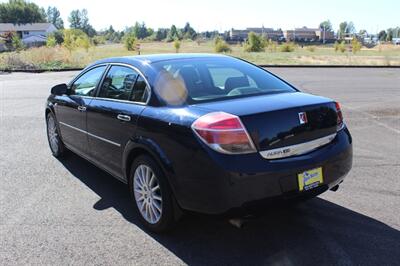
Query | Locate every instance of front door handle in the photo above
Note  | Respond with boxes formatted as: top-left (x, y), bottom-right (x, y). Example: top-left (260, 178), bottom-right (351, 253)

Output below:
top-left (77, 106), bottom-right (86, 112)
top-left (117, 114), bottom-right (131, 122)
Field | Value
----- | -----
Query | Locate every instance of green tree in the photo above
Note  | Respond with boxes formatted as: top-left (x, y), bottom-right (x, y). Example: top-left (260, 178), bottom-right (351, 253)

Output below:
top-left (174, 39), bottom-right (181, 53)
top-left (334, 41), bottom-right (345, 53)
top-left (11, 33), bottom-right (24, 52)
top-left (338, 21), bottom-right (355, 39)
top-left (386, 28), bottom-right (393, 41)
top-left (103, 25), bottom-right (123, 43)
top-left (214, 37), bottom-right (231, 53)
top-left (319, 20), bottom-right (332, 32)
top-left (386, 27), bottom-right (400, 41)
top-left (50, 30), bottom-right (64, 44)
top-left (92, 35), bottom-right (106, 45)
top-left (351, 38), bottom-right (362, 54)
top-left (378, 30), bottom-right (387, 41)
top-left (46, 35), bottom-right (57, 47)
top-left (280, 42), bottom-right (295, 52)
top-left (182, 22), bottom-right (197, 40)
top-left (155, 28), bottom-right (168, 41)
top-left (76, 35), bottom-right (90, 52)
top-left (146, 27), bottom-right (154, 38)
top-left (46, 6), bottom-right (64, 29)
top-left (244, 32), bottom-right (265, 52)
top-left (123, 32), bottom-right (136, 51)
top-left (68, 9), bottom-right (96, 37)
top-left (167, 25), bottom-right (180, 42)
top-left (133, 22), bottom-right (150, 39)
top-left (0, 0), bottom-right (46, 24)
top-left (358, 29), bottom-right (367, 36)
top-left (62, 29), bottom-right (88, 53)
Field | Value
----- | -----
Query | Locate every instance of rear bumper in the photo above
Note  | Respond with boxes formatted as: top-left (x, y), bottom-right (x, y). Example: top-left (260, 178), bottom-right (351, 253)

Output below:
top-left (173, 127), bottom-right (353, 214)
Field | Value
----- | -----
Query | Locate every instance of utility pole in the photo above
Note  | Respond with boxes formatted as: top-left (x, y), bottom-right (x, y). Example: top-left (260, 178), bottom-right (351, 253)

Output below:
top-left (293, 27), bottom-right (296, 42)
top-left (323, 25), bottom-right (326, 44)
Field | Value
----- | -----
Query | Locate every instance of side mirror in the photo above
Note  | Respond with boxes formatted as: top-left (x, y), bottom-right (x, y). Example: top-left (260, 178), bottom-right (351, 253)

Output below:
top-left (51, 83), bottom-right (68, 95)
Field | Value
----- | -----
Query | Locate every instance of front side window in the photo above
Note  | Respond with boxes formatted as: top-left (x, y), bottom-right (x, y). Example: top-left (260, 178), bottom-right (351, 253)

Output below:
top-left (99, 65), bottom-right (149, 103)
top-left (70, 66), bottom-right (107, 96)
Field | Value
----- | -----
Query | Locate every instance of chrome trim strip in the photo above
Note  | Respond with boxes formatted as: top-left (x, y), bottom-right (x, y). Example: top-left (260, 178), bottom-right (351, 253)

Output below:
top-left (87, 131), bottom-right (121, 147)
top-left (68, 64), bottom-right (109, 88)
top-left (105, 63), bottom-right (152, 105)
top-left (59, 122), bottom-right (121, 147)
top-left (67, 63), bottom-right (151, 105)
top-left (259, 133), bottom-right (337, 159)
top-left (92, 96), bottom-right (147, 106)
top-left (59, 121), bottom-right (86, 134)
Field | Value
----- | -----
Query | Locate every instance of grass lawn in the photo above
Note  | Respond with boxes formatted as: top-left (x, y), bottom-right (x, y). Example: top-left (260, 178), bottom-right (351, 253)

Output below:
top-left (1, 41), bottom-right (400, 70)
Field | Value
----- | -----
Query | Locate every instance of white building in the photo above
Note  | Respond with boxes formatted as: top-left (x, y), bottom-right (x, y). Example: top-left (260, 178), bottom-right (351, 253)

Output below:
top-left (0, 23), bottom-right (57, 47)
top-left (393, 38), bottom-right (400, 45)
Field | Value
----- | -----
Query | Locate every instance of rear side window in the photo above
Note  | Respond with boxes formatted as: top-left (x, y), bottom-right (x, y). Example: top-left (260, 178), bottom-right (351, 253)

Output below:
top-left (70, 66), bottom-right (106, 96)
top-left (132, 76), bottom-right (150, 103)
top-left (152, 58), bottom-right (295, 104)
top-left (99, 66), bottom-right (138, 101)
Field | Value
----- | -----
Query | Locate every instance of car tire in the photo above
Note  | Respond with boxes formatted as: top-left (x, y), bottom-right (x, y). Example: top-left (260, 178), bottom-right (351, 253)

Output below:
top-left (46, 112), bottom-right (65, 158)
top-left (129, 155), bottom-right (181, 232)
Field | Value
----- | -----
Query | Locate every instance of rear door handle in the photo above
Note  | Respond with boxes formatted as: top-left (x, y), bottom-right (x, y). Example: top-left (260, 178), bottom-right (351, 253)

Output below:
top-left (77, 106), bottom-right (86, 112)
top-left (117, 114), bottom-right (131, 122)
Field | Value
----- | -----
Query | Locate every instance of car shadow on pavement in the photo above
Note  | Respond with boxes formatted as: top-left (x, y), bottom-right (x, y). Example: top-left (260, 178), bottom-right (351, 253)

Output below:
top-left (60, 153), bottom-right (400, 266)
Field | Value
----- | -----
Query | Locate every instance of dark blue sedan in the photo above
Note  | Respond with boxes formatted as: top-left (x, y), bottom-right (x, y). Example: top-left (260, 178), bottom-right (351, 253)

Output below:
top-left (45, 54), bottom-right (352, 232)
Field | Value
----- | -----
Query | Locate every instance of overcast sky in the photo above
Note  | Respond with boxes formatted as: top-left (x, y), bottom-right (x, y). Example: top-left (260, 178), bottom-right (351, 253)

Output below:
top-left (7, 0), bottom-right (400, 33)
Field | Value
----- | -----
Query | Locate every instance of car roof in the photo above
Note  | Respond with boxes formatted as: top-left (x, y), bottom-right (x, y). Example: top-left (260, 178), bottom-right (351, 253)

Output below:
top-left (92, 53), bottom-right (230, 66)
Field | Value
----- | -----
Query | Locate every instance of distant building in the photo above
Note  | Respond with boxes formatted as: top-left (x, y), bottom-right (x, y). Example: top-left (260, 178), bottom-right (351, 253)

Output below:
top-left (393, 38), bottom-right (400, 45)
top-left (315, 29), bottom-right (335, 42)
top-left (0, 23), bottom-right (57, 47)
top-left (284, 27), bottom-right (317, 41)
top-left (284, 27), bottom-right (335, 42)
top-left (229, 29), bottom-right (249, 41)
top-left (229, 27), bottom-right (284, 42)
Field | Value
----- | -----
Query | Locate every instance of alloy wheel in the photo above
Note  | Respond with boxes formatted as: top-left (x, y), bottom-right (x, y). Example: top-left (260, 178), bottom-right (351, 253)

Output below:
top-left (133, 164), bottom-right (163, 224)
top-left (47, 116), bottom-right (59, 154)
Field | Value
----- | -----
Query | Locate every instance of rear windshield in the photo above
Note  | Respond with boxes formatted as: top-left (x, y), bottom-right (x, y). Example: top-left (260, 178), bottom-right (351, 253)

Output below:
top-left (152, 57), bottom-right (296, 105)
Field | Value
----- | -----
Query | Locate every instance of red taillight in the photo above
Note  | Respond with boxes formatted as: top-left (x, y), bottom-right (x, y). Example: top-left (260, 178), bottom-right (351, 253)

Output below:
top-left (191, 112), bottom-right (256, 154)
top-left (335, 102), bottom-right (344, 130)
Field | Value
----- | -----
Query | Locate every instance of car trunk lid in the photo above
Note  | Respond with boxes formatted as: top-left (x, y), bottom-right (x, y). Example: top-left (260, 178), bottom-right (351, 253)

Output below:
top-left (191, 92), bottom-right (339, 156)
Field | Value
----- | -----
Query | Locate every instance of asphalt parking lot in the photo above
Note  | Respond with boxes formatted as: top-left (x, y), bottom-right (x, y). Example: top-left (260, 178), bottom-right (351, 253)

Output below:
top-left (1, 67), bottom-right (399, 265)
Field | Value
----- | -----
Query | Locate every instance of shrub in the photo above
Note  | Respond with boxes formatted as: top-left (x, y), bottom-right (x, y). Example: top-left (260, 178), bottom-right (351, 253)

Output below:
top-left (124, 32), bottom-right (136, 51)
top-left (339, 41), bottom-right (346, 53)
top-left (92, 35), bottom-right (106, 46)
top-left (62, 29), bottom-right (89, 53)
top-left (76, 36), bottom-right (91, 52)
top-left (46, 35), bottom-right (57, 47)
top-left (280, 42), bottom-right (295, 52)
top-left (244, 32), bottom-right (265, 52)
top-left (214, 38), bottom-right (231, 53)
top-left (51, 30), bottom-right (64, 45)
top-left (174, 39), bottom-right (181, 53)
top-left (306, 46), bottom-right (316, 52)
top-left (265, 39), bottom-right (278, 52)
top-left (334, 41), bottom-right (346, 53)
top-left (213, 36), bottom-right (223, 46)
top-left (2, 53), bottom-right (33, 69)
top-left (351, 38), bottom-right (362, 54)
top-left (334, 41), bottom-right (340, 52)
top-left (11, 34), bottom-right (24, 52)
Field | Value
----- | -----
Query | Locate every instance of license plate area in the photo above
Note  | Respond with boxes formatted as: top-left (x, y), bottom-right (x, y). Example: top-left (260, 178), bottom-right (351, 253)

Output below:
top-left (298, 167), bottom-right (323, 191)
